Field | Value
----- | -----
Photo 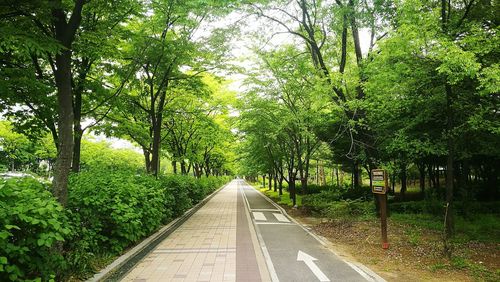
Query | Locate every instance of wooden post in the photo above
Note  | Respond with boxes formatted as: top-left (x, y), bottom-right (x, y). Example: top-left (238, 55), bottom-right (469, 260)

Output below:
top-left (371, 169), bottom-right (389, 249)
top-left (379, 193), bottom-right (389, 249)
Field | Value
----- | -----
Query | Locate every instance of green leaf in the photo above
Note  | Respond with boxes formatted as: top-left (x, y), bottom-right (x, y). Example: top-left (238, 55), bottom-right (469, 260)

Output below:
top-left (37, 238), bottom-right (45, 247)
top-left (5, 224), bottom-right (20, 230)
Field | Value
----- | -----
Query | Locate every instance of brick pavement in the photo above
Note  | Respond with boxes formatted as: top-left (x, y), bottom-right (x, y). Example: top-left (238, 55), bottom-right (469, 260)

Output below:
top-left (122, 180), bottom-right (269, 282)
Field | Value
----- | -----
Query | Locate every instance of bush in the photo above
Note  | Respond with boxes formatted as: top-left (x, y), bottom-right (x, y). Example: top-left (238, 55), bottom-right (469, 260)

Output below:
top-left (0, 178), bottom-right (69, 281)
top-left (158, 175), bottom-right (193, 217)
top-left (294, 184), bottom-right (329, 194)
top-left (158, 175), bottom-right (229, 217)
top-left (0, 167), bottom-right (230, 280)
top-left (323, 200), bottom-right (375, 220)
top-left (301, 186), bottom-right (375, 220)
top-left (67, 169), bottom-right (168, 257)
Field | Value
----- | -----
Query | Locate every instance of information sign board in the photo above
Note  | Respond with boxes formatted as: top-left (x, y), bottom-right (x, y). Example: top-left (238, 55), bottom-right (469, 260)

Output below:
top-left (371, 169), bottom-right (388, 194)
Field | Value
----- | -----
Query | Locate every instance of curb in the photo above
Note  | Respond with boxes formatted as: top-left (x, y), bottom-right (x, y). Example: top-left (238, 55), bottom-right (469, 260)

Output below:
top-left (87, 182), bottom-right (231, 282)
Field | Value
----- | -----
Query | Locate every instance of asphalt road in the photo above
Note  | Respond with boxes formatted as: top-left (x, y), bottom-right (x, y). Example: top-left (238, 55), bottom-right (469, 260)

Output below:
top-left (237, 180), bottom-right (385, 282)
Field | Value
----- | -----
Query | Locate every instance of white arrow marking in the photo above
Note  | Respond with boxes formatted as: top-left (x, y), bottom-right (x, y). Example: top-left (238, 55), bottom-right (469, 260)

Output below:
top-left (297, 250), bottom-right (330, 282)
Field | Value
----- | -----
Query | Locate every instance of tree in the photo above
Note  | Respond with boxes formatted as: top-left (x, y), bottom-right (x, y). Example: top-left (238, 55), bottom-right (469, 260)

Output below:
top-left (247, 0), bottom-right (395, 188)
top-left (0, 0), bottom-right (89, 205)
top-left (0, 121), bottom-right (34, 171)
top-left (101, 0), bottom-right (235, 176)
top-left (364, 0), bottom-right (499, 255)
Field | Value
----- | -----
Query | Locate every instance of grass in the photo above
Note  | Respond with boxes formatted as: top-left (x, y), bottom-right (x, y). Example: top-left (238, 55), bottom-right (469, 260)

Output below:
top-left (249, 183), bottom-right (303, 207)
top-left (259, 187), bottom-right (303, 207)
top-left (390, 212), bottom-right (500, 243)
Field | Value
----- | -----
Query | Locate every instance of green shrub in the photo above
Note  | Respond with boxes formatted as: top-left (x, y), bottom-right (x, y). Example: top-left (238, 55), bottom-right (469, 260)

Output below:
top-left (67, 169), bottom-right (168, 257)
top-left (0, 168), bottom-right (230, 279)
top-left (294, 184), bottom-right (329, 194)
top-left (302, 189), bottom-right (375, 220)
top-left (0, 178), bottom-right (69, 281)
top-left (323, 200), bottom-right (375, 220)
top-left (158, 175), bottom-right (193, 217)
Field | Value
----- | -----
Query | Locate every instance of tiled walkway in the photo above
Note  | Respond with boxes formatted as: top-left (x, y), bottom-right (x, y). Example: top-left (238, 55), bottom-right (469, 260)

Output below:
top-left (122, 180), bottom-right (269, 282)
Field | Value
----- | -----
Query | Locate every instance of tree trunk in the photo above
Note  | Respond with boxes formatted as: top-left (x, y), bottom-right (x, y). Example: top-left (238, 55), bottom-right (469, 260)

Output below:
top-left (52, 49), bottom-right (74, 207)
top-left (72, 86), bottom-right (83, 172)
top-left (444, 81), bottom-right (455, 256)
top-left (50, 0), bottom-right (85, 206)
top-left (418, 162), bottom-right (425, 195)
top-left (180, 161), bottom-right (186, 174)
top-left (72, 129), bottom-right (82, 172)
top-left (151, 121), bottom-right (162, 177)
top-left (336, 166), bottom-right (340, 187)
top-left (273, 173), bottom-right (278, 192)
top-left (289, 172), bottom-right (296, 207)
top-left (353, 160), bottom-right (360, 188)
top-left (268, 171), bottom-right (272, 190)
top-left (400, 163), bottom-right (407, 197)
top-left (143, 149), bottom-right (151, 173)
top-left (428, 163), bottom-right (433, 189)
top-left (278, 174), bottom-right (283, 196)
top-left (172, 160), bottom-right (177, 174)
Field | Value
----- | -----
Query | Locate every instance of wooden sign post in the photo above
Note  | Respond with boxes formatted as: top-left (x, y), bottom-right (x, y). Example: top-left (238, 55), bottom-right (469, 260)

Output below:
top-left (371, 169), bottom-right (389, 249)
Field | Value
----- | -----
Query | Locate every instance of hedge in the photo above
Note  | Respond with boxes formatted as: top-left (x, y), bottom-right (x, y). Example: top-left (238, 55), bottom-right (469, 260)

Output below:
top-left (0, 170), bottom-right (230, 281)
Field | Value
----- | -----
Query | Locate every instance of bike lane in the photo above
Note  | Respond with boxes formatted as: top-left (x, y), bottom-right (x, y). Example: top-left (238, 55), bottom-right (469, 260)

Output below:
top-left (239, 180), bottom-right (386, 282)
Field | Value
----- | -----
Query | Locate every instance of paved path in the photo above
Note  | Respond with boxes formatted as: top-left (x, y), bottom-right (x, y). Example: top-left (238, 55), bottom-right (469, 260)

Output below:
top-left (122, 180), bottom-right (269, 282)
top-left (121, 180), bottom-right (385, 282)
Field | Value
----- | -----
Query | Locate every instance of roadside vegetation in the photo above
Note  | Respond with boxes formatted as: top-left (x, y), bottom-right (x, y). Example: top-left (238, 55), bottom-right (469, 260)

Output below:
top-left (0, 0), bottom-right (498, 281)
top-left (0, 141), bottom-right (230, 281)
top-left (238, 0), bottom-right (498, 280)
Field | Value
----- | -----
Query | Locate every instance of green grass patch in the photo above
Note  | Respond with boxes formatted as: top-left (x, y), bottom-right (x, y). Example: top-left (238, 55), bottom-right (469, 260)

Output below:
top-left (390, 212), bottom-right (500, 243)
top-left (259, 188), bottom-right (303, 207)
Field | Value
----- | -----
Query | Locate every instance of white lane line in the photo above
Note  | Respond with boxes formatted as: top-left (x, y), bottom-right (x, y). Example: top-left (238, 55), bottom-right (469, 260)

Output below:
top-left (273, 213), bottom-right (291, 223)
top-left (251, 209), bottom-right (280, 212)
top-left (252, 212), bottom-right (267, 221)
top-left (255, 222), bottom-right (294, 225)
top-left (240, 185), bottom-right (280, 282)
top-left (345, 261), bottom-right (375, 281)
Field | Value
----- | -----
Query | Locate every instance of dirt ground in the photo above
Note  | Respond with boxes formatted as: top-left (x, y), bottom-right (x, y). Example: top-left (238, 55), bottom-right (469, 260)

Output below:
top-left (286, 209), bottom-right (500, 282)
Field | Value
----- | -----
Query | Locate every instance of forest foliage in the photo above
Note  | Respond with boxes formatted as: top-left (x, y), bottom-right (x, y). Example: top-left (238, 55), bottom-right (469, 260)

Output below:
top-left (0, 0), bottom-right (498, 280)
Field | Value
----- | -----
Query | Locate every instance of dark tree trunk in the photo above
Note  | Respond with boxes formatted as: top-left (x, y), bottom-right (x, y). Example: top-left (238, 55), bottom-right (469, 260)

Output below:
top-left (444, 81), bottom-right (455, 256)
top-left (289, 172), bottom-right (297, 207)
top-left (336, 166), bottom-right (340, 187)
top-left (400, 163), bottom-right (407, 197)
top-left (428, 163), bottom-right (433, 189)
top-left (300, 176), bottom-right (307, 195)
top-left (418, 162), bottom-right (425, 195)
top-left (172, 160), bottom-right (177, 174)
top-left (151, 122), bottom-right (162, 177)
top-left (52, 53), bottom-right (74, 206)
top-left (268, 171), bottom-right (272, 190)
top-left (273, 173), bottom-right (278, 192)
top-left (72, 129), bottom-right (82, 172)
top-left (353, 160), bottom-right (361, 188)
top-left (72, 86), bottom-right (83, 172)
top-left (436, 166), bottom-right (441, 189)
top-left (143, 149), bottom-right (151, 173)
top-left (180, 162), bottom-right (186, 174)
top-left (391, 173), bottom-right (396, 194)
top-left (50, 0), bottom-right (85, 206)
top-left (278, 175), bottom-right (283, 196)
